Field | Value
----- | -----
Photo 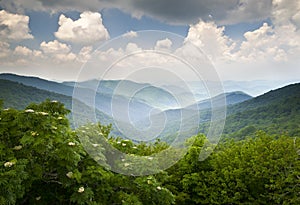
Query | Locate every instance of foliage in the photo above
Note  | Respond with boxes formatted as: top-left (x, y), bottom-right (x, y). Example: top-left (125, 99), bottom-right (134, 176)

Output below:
top-left (223, 83), bottom-right (300, 139)
top-left (0, 100), bottom-right (174, 204)
top-left (1, 100), bottom-right (300, 204)
top-left (166, 132), bottom-right (300, 204)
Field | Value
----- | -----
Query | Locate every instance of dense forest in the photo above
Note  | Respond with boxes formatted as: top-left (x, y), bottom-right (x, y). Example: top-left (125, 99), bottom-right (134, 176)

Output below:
top-left (1, 100), bottom-right (299, 204)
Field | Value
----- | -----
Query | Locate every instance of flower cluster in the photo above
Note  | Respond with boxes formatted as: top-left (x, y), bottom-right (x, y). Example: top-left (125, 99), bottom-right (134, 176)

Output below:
top-left (25, 109), bottom-right (34, 113)
top-left (66, 171), bottom-right (73, 178)
top-left (68, 142), bottom-right (76, 146)
top-left (13, 145), bottom-right (22, 150)
top-left (78, 187), bottom-right (85, 193)
top-left (4, 161), bottom-right (15, 168)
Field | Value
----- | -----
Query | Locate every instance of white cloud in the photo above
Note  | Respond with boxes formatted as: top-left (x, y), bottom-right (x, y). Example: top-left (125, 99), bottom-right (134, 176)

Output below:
top-left (55, 11), bottom-right (109, 45)
top-left (0, 42), bottom-right (11, 58)
top-left (155, 38), bottom-right (172, 51)
top-left (40, 40), bottom-right (76, 62)
top-left (12, 46), bottom-right (43, 65)
top-left (40, 40), bottom-right (71, 54)
top-left (185, 21), bottom-right (235, 62)
top-left (0, 10), bottom-right (33, 41)
top-left (181, 19), bottom-right (300, 81)
top-left (236, 22), bottom-right (300, 62)
top-left (14, 46), bottom-right (33, 56)
top-left (77, 46), bottom-right (93, 62)
top-left (125, 43), bottom-right (142, 53)
top-left (122, 31), bottom-right (138, 38)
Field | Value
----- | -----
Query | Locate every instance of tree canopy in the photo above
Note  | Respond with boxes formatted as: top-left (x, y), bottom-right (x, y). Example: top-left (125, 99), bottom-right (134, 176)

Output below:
top-left (0, 100), bottom-right (299, 204)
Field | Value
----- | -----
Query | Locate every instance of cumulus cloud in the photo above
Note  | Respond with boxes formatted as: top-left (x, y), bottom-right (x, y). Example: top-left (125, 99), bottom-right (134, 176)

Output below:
top-left (40, 40), bottom-right (76, 62)
top-left (40, 40), bottom-right (71, 54)
top-left (185, 21), bottom-right (235, 62)
top-left (54, 11), bottom-right (109, 45)
top-left (155, 38), bottom-right (173, 51)
top-left (235, 21), bottom-right (300, 63)
top-left (77, 46), bottom-right (93, 62)
top-left (184, 19), bottom-right (300, 64)
top-left (125, 42), bottom-right (142, 53)
top-left (0, 10), bottom-right (33, 41)
top-left (180, 19), bottom-right (300, 81)
top-left (122, 31), bottom-right (138, 38)
top-left (12, 46), bottom-right (43, 65)
top-left (14, 46), bottom-right (34, 56)
top-left (0, 42), bottom-right (10, 58)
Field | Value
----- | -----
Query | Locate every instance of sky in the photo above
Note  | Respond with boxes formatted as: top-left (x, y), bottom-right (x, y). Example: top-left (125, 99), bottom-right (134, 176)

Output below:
top-left (0, 0), bottom-right (300, 84)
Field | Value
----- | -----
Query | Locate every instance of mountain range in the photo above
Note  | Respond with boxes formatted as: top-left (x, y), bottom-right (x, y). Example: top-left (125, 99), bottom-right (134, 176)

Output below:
top-left (0, 73), bottom-right (299, 140)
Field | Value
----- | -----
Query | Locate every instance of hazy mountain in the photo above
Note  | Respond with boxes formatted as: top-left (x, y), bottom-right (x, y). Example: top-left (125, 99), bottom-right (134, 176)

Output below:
top-left (2, 73), bottom-right (299, 140)
top-left (187, 91), bottom-right (252, 110)
top-left (0, 79), bottom-right (113, 127)
top-left (69, 79), bottom-right (180, 110)
top-left (0, 73), bottom-right (74, 96)
top-left (147, 82), bottom-right (300, 141)
top-left (186, 80), bottom-right (300, 98)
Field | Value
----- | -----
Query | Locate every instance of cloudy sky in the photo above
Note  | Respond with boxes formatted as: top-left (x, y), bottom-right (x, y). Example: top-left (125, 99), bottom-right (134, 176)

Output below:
top-left (0, 0), bottom-right (300, 83)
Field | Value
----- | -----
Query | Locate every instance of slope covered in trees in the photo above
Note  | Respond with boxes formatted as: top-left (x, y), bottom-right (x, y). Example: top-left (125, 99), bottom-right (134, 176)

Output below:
top-left (0, 100), bottom-right (299, 204)
top-left (0, 79), bottom-right (113, 126)
top-left (224, 83), bottom-right (300, 139)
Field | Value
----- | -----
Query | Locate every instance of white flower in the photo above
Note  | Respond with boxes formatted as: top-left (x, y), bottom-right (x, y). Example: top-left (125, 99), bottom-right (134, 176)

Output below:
top-left (38, 112), bottom-right (48, 116)
top-left (147, 157), bottom-right (153, 160)
top-left (124, 163), bottom-right (130, 167)
top-left (121, 158), bottom-right (126, 162)
top-left (157, 186), bottom-right (162, 190)
top-left (25, 109), bottom-right (34, 113)
top-left (68, 142), bottom-right (76, 146)
top-left (51, 126), bottom-right (57, 130)
top-left (36, 196), bottom-right (41, 201)
top-left (132, 146), bottom-right (138, 149)
top-left (117, 141), bottom-right (121, 144)
top-left (122, 143), bottom-right (126, 147)
top-left (13, 145), bottom-right (22, 150)
top-left (92, 144), bottom-right (99, 147)
top-left (78, 187), bottom-right (84, 193)
top-left (57, 117), bottom-right (63, 120)
top-left (123, 139), bottom-right (130, 142)
top-left (66, 171), bottom-right (73, 178)
top-left (3, 108), bottom-right (9, 111)
top-left (4, 161), bottom-right (15, 168)
top-left (31, 131), bottom-right (38, 136)
top-left (51, 100), bottom-right (58, 103)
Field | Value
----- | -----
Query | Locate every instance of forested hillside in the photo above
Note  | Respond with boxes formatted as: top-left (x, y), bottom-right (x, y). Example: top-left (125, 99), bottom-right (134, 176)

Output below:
top-left (224, 83), bottom-right (300, 139)
top-left (0, 100), bottom-right (299, 204)
top-left (0, 79), bottom-right (113, 126)
top-left (0, 73), bottom-right (74, 96)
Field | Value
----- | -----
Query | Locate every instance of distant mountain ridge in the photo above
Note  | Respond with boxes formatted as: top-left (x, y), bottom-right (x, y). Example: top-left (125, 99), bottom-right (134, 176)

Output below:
top-left (0, 73), bottom-right (74, 96)
top-left (0, 79), bottom-right (113, 127)
top-left (1, 73), bottom-right (299, 140)
top-left (186, 91), bottom-right (252, 110)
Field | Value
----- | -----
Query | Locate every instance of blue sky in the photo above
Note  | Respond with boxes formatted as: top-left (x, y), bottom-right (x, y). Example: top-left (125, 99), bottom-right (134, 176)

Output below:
top-left (0, 0), bottom-right (299, 83)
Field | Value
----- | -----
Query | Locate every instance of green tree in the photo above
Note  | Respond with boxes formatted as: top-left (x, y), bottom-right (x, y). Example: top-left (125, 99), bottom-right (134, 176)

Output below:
top-left (0, 100), bottom-right (175, 204)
